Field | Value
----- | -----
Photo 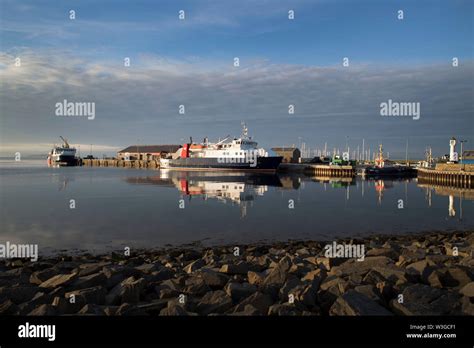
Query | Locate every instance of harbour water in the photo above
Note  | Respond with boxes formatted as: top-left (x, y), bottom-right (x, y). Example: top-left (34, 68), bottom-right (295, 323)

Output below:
top-left (0, 160), bottom-right (472, 255)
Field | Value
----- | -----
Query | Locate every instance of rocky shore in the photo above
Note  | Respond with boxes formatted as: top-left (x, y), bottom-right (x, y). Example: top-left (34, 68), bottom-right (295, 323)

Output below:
top-left (0, 231), bottom-right (473, 316)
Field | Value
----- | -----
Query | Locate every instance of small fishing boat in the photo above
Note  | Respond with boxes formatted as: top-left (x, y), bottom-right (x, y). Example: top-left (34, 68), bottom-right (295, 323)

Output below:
top-left (363, 145), bottom-right (416, 177)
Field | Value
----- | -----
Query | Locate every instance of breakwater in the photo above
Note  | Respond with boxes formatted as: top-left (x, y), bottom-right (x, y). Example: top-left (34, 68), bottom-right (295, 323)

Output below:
top-left (82, 159), bottom-right (160, 169)
top-left (0, 230), bottom-right (472, 316)
top-left (418, 164), bottom-right (474, 189)
top-left (278, 163), bottom-right (355, 177)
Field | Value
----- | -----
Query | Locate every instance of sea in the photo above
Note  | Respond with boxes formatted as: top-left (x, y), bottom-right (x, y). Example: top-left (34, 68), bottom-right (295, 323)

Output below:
top-left (0, 159), bottom-right (472, 255)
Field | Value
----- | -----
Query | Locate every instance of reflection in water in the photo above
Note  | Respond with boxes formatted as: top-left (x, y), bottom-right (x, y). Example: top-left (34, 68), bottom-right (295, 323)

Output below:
top-left (418, 183), bottom-right (472, 221)
top-left (1, 163), bottom-right (472, 252)
top-left (123, 171), bottom-right (473, 220)
top-left (126, 171), bottom-right (285, 218)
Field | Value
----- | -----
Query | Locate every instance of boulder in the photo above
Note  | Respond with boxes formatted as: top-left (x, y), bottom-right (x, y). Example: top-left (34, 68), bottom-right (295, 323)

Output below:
top-left (199, 269), bottom-right (229, 288)
top-left (65, 286), bottom-right (107, 305)
top-left (459, 282), bottom-right (474, 297)
top-left (196, 290), bottom-right (233, 315)
top-left (39, 273), bottom-right (77, 288)
top-left (329, 290), bottom-right (392, 316)
top-left (183, 277), bottom-right (211, 296)
top-left (105, 277), bottom-right (146, 305)
top-left (230, 304), bottom-right (261, 316)
top-left (0, 286), bottom-right (38, 304)
top-left (78, 304), bottom-right (106, 315)
top-left (28, 304), bottom-right (57, 316)
top-left (30, 268), bottom-right (58, 285)
top-left (135, 263), bottom-right (163, 274)
top-left (70, 272), bottom-right (107, 290)
top-left (232, 292), bottom-right (273, 314)
top-left (225, 282), bottom-right (257, 302)
top-left (219, 262), bottom-right (249, 275)
top-left (0, 299), bottom-right (19, 315)
top-left (183, 259), bottom-right (205, 274)
top-left (390, 284), bottom-right (461, 315)
top-left (247, 271), bottom-right (265, 286)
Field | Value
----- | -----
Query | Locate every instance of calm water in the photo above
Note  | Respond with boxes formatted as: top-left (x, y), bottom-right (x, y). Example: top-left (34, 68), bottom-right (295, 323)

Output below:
top-left (0, 160), bottom-right (473, 254)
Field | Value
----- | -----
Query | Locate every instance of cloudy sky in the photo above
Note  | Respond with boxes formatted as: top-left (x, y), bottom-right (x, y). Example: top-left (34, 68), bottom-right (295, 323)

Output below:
top-left (0, 0), bottom-right (473, 158)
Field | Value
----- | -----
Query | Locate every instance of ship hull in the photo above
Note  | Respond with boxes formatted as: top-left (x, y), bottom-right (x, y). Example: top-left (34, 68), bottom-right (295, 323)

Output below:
top-left (49, 155), bottom-right (79, 166)
top-left (161, 156), bottom-right (283, 172)
top-left (364, 166), bottom-right (417, 177)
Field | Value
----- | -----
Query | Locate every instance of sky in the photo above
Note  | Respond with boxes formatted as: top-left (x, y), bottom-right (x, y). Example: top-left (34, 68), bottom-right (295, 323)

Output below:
top-left (0, 0), bottom-right (473, 158)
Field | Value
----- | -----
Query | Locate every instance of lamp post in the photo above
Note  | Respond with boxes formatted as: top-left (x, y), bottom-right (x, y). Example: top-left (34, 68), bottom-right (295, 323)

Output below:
top-left (460, 140), bottom-right (467, 164)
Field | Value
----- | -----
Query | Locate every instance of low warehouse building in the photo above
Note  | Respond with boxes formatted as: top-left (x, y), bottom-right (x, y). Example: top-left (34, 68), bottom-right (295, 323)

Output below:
top-left (271, 147), bottom-right (301, 163)
top-left (117, 145), bottom-right (181, 161)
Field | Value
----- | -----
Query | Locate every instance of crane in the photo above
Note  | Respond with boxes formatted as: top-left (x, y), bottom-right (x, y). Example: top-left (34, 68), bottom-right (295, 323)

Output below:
top-left (59, 136), bottom-right (70, 148)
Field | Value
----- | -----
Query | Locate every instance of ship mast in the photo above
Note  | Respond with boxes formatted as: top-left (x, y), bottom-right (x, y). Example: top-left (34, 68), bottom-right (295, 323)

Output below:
top-left (59, 136), bottom-right (70, 149)
top-left (241, 122), bottom-right (249, 139)
top-left (376, 144), bottom-right (385, 168)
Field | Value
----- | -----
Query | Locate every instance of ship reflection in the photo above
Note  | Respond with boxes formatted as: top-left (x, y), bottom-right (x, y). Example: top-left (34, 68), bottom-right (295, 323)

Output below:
top-left (122, 171), bottom-right (473, 219)
top-left (125, 171), bottom-right (284, 218)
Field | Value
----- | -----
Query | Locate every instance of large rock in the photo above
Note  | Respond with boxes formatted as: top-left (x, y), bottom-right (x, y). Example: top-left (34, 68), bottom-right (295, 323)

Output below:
top-left (199, 269), bottom-right (229, 288)
top-left (247, 271), bottom-right (265, 286)
top-left (231, 304), bottom-right (261, 316)
top-left (366, 247), bottom-right (398, 260)
top-left (354, 285), bottom-right (382, 304)
top-left (196, 290), bottom-right (233, 315)
top-left (0, 286), bottom-right (38, 304)
top-left (160, 304), bottom-right (189, 316)
top-left (105, 277), bottom-right (146, 305)
top-left (65, 286), bottom-right (107, 305)
top-left (262, 257), bottom-right (293, 288)
top-left (225, 282), bottom-right (257, 302)
top-left (267, 303), bottom-right (301, 316)
top-left (232, 292), bottom-right (274, 314)
top-left (28, 304), bottom-right (57, 316)
top-left (390, 284), bottom-right (461, 315)
top-left (445, 267), bottom-right (472, 288)
top-left (78, 304), bottom-right (106, 315)
top-left (329, 256), bottom-right (393, 277)
top-left (70, 272), bottom-right (107, 290)
top-left (183, 277), bottom-right (210, 296)
top-left (136, 299), bottom-right (168, 314)
top-left (77, 262), bottom-right (110, 277)
top-left (183, 259), bottom-right (205, 274)
top-left (301, 269), bottom-right (326, 290)
top-left (114, 303), bottom-right (146, 316)
top-left (39, 273), bottom-right (77, 288)
top-left (219, 262), bottom-right (249, 275)
top-left (329, 290), bottom-right (392, 316)
top-left (135, 263), bottom-right (163, 274)
top-left (279, 276), bottom-right (303, 301)
top-left (0, 299), bottom-right (19, 315)
top-left (30, 268), bottom-right (58, 285)
top-left (460, 282), bottom-right (474, 297)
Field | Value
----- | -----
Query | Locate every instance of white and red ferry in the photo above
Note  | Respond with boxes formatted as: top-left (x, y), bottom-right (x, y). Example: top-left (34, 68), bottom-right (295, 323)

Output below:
top-left (160, 124), bottom-right (282, 172)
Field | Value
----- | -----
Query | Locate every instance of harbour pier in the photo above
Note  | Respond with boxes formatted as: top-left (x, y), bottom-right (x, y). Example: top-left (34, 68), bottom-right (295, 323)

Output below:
top-left (278, 163), bottom-right (355, 177)
top-left (417, 164), bottom-right (474, 189)
top-left (82, 158), bottom-right (160, 169)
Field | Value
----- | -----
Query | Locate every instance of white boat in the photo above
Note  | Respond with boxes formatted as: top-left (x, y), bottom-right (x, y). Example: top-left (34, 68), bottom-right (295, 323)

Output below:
top-left (160, 123), bottom-right (282, 172)
top-left (47, 136), bottom-right (78, 166)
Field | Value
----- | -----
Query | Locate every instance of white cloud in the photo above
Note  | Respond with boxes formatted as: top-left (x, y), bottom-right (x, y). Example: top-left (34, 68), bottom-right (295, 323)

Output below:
top-left (1, 50), bottom-right (473, 157)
